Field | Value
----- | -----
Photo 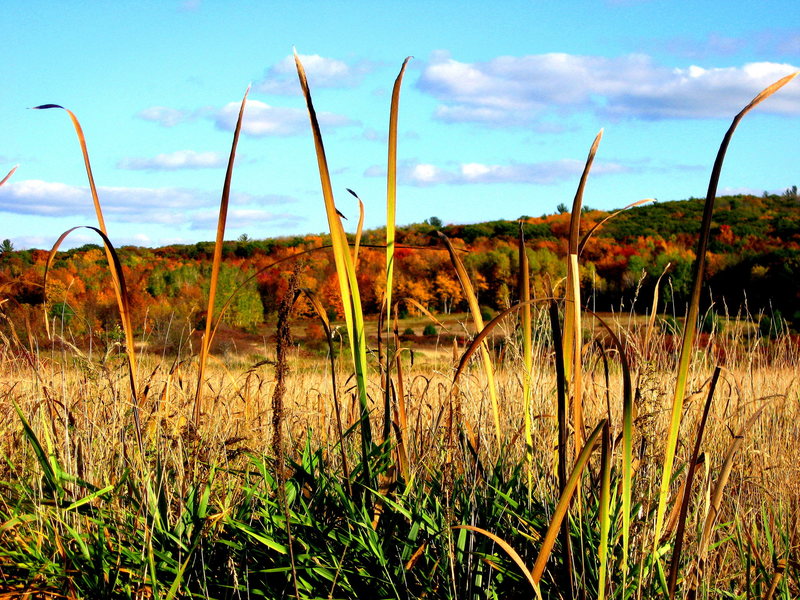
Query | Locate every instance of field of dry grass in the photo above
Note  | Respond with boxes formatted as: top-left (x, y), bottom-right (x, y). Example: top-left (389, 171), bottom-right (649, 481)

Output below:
top-left (0, 56), bottom-right (798, 599)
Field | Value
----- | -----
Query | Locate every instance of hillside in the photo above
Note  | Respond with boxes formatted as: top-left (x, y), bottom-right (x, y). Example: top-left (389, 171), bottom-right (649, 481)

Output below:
top-left (1, 190), bottom-right (799, 347)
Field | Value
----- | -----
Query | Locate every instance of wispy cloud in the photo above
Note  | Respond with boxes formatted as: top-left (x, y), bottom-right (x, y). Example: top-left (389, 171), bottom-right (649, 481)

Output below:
top-left (0, 180), bottom-right (299, 228)
top-left (256, 53), bottom-right (375, 95)
top-left (136, 106), bottom-right (196, 127)
top-left (118, 150), bottom-right (227, 171)
top-left (366, 159), bottom-right (631, 187)
top-left (213, 99), bottom-right (357, 136)
top-left (417, 52), bottom-right (800, 125)
top-left (188, 208), bottom-right (306, 231)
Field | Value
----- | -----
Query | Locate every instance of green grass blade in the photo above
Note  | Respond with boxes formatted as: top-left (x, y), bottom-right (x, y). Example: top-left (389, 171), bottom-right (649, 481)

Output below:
top-left (667, 367), bottom-right (720, 598)
top-left (653, 70), bottom-right (799, 542)
top-left (295, 51), bottom-right (373, 485)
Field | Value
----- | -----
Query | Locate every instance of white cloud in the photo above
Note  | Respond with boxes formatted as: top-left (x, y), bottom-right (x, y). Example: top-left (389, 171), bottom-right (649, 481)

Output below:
top-left (213, 99), bottom-right (357, 136)
top-left (366, 159), bottom-right (630, 187)
top-left (136, 106), bottom-right (195, 127)
top-left (189, 208), bottom-right (306, 230)
top-left (118, 150), bottom-right (227, 171)
top-left (417, 52), bottom-right (800, 124)
top-left (0, 180), bottom-right (298, 229)
top-left (257, 53), bottom-right (374, 95)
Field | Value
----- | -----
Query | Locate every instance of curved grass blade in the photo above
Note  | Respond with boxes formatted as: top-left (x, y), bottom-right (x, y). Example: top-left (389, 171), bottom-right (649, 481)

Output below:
top-left (439, 231), bottom-right (501, 443)
top-left (346, 188), bottom-right (365, 266)
top-left (33, 104), bottom-right (138, 420)
top-left (453, 525), bottom-right (538, 590)
top-left (193, 85), bottom-right (249, 426)
top-left (696, 397), bottom-right (775, 564)
top-left (578, 198), bottom-right (654, 255)
top-left (43, 226), bottom-right (142, 452)
top-left (531, 419), bottom-right (607, 585)
top-left (654, 70), bottom-right (799, 542)
top-left (31, 105), bottom-right (109, 233)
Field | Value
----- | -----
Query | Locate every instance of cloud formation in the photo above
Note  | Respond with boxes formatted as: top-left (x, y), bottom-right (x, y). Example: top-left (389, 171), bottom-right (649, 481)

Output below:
top-left (366, 159), bottom-right (630, 187)
top-left (417, 52), bottom-right (800, 125)
top-left (0, 180), bottom-right (299, 229)
top-left (214, 99), bottom-right (357, 136)
top-left (118, 150), bottom-right (227, 171)
top-left (257, 53), bottom-right (374, 95)
top-left (136, 106), bottom-right (195, 127)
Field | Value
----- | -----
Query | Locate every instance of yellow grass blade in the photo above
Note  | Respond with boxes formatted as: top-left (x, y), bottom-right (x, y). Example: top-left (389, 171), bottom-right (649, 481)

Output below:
top-left (295, 51), bottom-right (374, 477)
top-left (643, 261), bottom-right (671, 355)
top-left (346, 188), bottom-right (365, 266)
top-left (531, 419), bottom-right (606, 585)
top-left (653, 70), bottom-right (799, 542)
top-left (563, 129), bottom-right (602, 456)
top-left (33, 104), bottom-right (138, 419)
top-left (519, 223), bottom-right (534, 497)
top-left (403, 297), bottom-right (451, 332)
top-left (438, 231), bottom-right (501, 443)
top-left (43, 226), bottom-right (142, 451)
top-left (385, 57), bottom-right (411, 349)
top-left (454, 525), bottom-right (538, 591)
top-left (697, 399), bottom-right (773, 562)
top-left (192, 86), bottom-right (249, 426)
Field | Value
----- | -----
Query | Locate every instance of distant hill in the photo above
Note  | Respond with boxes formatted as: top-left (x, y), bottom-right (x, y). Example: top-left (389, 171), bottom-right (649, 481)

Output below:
top-left (1, 190), bottom-right (799, 342)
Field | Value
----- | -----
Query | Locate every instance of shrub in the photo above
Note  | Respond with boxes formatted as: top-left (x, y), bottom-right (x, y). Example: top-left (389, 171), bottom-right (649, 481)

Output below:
top-left (423, 324), bottom-right (437, 336)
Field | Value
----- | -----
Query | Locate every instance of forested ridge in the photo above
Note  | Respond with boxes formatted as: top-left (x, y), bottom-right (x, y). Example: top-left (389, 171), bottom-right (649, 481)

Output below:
top-left (2, 189), bottom-right (799, 343)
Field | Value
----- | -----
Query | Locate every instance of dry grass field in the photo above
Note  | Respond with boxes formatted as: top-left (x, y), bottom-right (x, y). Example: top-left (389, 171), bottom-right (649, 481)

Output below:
top-left (0, 56), bottom-right (798, 599)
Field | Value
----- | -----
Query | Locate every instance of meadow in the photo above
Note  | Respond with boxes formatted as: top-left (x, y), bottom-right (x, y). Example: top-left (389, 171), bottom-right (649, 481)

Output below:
top-left (0, 56), bottom-right (798, 599)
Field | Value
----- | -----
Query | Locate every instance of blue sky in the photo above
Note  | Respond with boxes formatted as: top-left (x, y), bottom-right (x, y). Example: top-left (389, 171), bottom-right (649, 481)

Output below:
top-left (2, 0), bottom-right (799, 249)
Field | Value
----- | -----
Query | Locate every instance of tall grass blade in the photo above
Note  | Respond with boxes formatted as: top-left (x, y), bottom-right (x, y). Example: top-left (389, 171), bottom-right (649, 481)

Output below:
top-left (598, 421), bottom-right (612, 600)
top-left (667, 366), bottom-right (720, 598)
top-left (385, 57), bottom-right (411, 345)
top-left (564, 129), bottom-right (603, 456)
top-left (295, 51), bottom-right (373, 488)
top-left (384, 59), bottom-right (411, 454)
top-left (33, 104), bottom-right (139, 427)
top-left (519, 222), bottom-right (534, 498)
top-left (438, 231), bottom-right (501, 444)
top-left (531, 419), bottom-right (606, 586)
top-left (193, 86), bottom-right (249, 426)
top-left (697, 398), bottom-right (774, 565)
top-left (653, 71), bottom-right (799, 541)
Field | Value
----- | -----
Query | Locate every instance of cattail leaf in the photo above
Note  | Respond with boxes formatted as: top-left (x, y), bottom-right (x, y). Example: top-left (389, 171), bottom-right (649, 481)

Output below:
top-left (654, 70), bottom-right (798, 542)
top-left (193, 85), bottom-right (249, 426)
